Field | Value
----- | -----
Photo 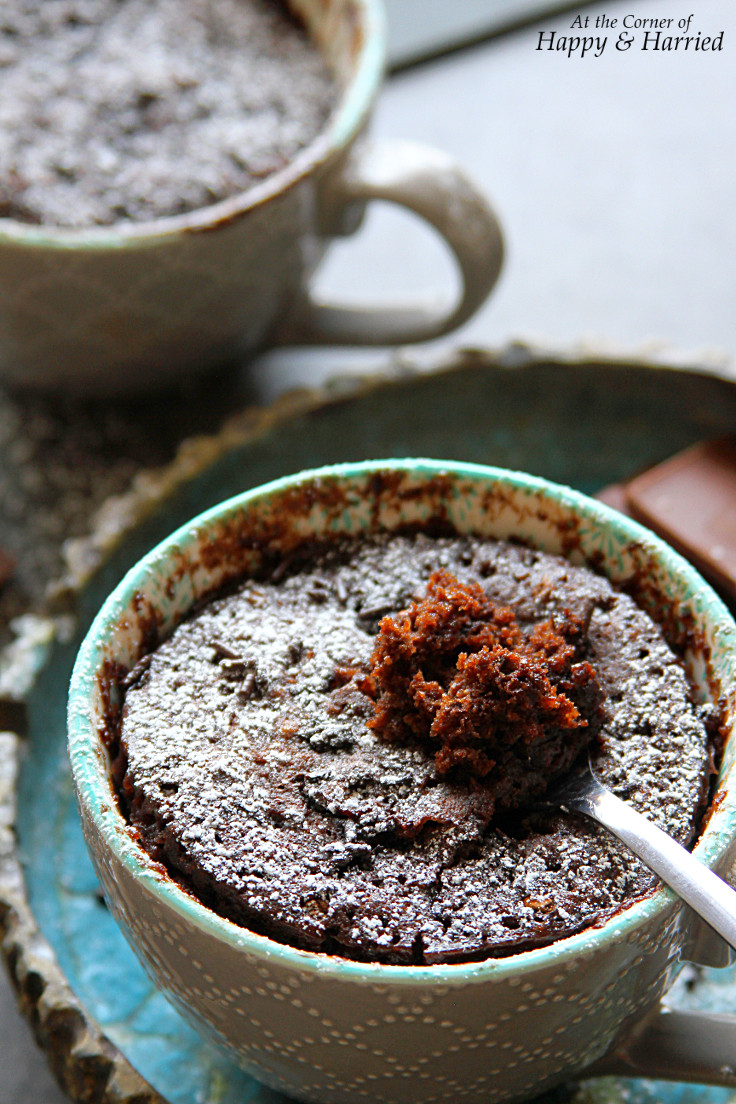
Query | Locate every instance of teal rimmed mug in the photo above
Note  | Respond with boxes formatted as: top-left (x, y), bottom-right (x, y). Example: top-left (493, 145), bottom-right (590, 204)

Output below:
top-left (0, 0), bottom-right (503, 395)
top-left (68, 460), bottom-right (736, 1103)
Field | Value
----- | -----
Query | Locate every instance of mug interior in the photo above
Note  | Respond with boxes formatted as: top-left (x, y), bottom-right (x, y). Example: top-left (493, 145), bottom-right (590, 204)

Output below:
top-left (68, 459), bottom-right (736, 986)
top-left (0, 0), bottom-right (386, 247)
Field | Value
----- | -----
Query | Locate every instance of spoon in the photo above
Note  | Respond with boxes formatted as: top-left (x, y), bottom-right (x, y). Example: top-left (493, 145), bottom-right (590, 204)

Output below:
top-left (550, 763), bottom-right (736, 951)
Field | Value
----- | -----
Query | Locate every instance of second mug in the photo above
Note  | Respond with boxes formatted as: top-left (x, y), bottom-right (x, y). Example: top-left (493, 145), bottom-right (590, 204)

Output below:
top-left (0, 0), bottom-right (504, 394)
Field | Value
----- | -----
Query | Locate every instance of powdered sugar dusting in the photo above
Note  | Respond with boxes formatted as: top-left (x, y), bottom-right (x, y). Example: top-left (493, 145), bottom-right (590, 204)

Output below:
top-left (120, 534), bottom-right (714, 964)
top-left (0, 0), bottom-right (336, 226)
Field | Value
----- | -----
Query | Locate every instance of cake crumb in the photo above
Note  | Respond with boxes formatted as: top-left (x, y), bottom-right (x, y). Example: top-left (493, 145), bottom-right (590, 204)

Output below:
top-left (367, 571), bottom-right (604, 811)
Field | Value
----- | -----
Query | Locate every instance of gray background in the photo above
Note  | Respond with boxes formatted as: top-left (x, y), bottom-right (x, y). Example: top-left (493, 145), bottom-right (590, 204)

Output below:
top-left (251, 0), bottom-right (736, 401)
top-left (3, 0), bottom-right (735, 1099)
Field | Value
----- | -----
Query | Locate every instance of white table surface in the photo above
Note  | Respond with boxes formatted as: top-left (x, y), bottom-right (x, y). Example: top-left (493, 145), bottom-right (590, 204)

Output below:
top-left (3, 0), bottom-right (735, 1099)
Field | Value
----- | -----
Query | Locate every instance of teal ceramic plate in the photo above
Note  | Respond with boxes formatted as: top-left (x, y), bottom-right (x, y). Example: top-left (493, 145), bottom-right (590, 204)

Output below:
top-left (12, 352), bottom-right (736, 1103)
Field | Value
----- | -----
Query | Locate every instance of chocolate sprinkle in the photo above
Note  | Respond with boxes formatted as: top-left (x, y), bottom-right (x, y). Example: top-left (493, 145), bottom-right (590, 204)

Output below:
top-left (118, 533), bottom-right (714, 964)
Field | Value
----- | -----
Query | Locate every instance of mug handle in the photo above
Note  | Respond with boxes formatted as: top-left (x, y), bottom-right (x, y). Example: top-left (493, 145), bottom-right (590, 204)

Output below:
top-left (589, 1006), bottom-right (736, 1086)
top-left (588, 853), bottom-right (736, 1087)
top-left (277, 138), bottom-right (504, 346)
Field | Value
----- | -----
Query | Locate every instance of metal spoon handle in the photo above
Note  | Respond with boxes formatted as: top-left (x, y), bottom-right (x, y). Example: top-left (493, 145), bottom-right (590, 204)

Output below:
top-left (565, 778), bottom-right (736, 952)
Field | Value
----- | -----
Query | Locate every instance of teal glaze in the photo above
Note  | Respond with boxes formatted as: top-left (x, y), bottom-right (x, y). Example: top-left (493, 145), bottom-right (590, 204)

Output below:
top-left (25, 714), bottom-right (736, 1104)
top-left (68, 462), bottom-right (736, 1102)
top-left (15, 359), bottom-right (736, 1103)
top-left (68, 460), bottom-right (736, 985)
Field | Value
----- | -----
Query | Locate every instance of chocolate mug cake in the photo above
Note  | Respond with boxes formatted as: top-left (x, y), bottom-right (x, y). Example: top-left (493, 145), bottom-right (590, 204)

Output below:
top-left (0, 0), bottom-right (336, 226)
top-left (70, 462), bottom-right (736, 1104)
top-left (114, 530), bottom-right (716, 965)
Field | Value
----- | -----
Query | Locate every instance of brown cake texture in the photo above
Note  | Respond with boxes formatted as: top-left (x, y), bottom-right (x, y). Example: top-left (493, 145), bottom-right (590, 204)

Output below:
top-left (115, 533), bottom-right (716, 964)
top-left (366, 569), bottom-right (604, 809)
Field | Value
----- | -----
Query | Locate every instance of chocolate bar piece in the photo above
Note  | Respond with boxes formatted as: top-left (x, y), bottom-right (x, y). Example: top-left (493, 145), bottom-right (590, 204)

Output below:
top-left (594, 482), bottom-right (630, 515)
top-left (602, 438), bottom-right (736, 599)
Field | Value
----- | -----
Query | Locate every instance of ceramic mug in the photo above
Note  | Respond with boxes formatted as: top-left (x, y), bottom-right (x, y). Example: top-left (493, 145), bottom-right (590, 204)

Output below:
top-left (0, 0), bottom-right (503, 396)
top-left (68, 460), bottom-right (736, 1104)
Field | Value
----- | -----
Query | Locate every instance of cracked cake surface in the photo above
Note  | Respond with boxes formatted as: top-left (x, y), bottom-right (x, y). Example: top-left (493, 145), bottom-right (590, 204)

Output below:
top-left (116, 532), bottom-right (715, 964)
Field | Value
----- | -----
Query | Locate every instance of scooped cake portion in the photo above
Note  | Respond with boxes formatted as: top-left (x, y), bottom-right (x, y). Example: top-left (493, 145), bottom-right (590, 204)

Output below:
top-left (114, 532), bottom-right (716, 964)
